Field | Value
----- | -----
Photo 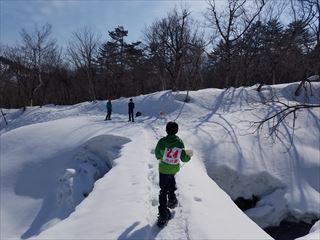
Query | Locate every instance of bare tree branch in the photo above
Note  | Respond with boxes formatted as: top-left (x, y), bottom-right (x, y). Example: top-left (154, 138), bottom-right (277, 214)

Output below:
top-left (252, 95), bottom-right (320, 143)
top-left (67, 27), bottom-right (100, 100)
top-left (20, 23), bottom-right (57, 106)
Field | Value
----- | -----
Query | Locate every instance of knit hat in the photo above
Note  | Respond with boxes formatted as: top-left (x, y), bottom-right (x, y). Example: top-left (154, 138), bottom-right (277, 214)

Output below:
top-left (166, 121), bottom-right (178, 135)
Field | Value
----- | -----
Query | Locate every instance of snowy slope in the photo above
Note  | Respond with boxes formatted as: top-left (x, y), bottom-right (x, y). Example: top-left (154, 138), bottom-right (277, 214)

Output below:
top-left (1, 82), bottom-right (319, 239)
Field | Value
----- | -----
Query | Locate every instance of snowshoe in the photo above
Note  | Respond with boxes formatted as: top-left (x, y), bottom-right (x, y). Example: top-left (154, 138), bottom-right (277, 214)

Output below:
top-left (157, 209), bottom-right (171, 228)
top-left (168, 197), bottom-right (178, 209)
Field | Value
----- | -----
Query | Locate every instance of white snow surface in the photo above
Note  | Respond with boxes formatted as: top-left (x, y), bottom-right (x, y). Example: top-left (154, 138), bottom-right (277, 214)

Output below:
top-left (1, 82), bottom-right (319, 239)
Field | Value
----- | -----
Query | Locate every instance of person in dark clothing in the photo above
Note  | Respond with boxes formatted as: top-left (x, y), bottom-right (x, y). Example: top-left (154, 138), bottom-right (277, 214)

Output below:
top-left (128, 98), bottom-right (135, 122)
top-left (105, 99), bottom-right (112, 120)
top-left (154, 121), bottom-right (192, 226)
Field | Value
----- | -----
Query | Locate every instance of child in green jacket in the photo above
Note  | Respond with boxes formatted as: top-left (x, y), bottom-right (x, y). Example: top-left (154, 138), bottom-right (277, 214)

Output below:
top-left (154, 121), bottom-right (192, 226)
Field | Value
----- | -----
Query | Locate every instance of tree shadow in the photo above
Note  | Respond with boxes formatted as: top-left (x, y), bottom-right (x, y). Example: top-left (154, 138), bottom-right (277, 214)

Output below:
top-left (190, 88), bottom-right (245, 170)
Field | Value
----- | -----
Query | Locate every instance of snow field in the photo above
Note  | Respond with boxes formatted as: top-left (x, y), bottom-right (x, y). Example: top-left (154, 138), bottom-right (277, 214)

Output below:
top-left (1, 82), bottom-right (319, 239)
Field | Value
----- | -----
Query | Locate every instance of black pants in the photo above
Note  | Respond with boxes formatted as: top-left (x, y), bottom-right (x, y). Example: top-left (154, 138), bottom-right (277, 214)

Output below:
top-left (129, 111), bottom-right (134, 122)
top-left (106, 110), bottom-right (111, 120)
top-left (159, 173), bottom-right (176, 213)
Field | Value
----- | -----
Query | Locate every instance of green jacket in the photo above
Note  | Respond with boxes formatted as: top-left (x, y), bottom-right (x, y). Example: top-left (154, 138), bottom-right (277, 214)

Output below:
top-left (155, 135), bottom-right (190, 175)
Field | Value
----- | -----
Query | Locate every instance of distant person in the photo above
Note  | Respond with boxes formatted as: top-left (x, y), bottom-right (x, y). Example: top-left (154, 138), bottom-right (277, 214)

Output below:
top-left (105, 99), bottom-right (112, 120)
top-left (128, 98), bottom-right (135, 122)
top-left (154, 121), bottom-right (193, 227)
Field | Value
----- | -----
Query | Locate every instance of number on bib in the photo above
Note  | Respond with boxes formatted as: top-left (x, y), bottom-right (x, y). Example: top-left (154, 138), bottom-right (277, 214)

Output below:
top-left (162, 147), bottom-right (182, 165)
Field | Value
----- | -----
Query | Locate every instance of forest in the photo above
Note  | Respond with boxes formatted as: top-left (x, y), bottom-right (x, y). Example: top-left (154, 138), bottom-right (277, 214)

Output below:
top-left (0, 0), bottom-right (319, 108)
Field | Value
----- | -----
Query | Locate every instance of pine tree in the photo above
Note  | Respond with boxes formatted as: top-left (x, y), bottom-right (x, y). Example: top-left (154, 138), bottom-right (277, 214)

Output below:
top-left (98, 26), bottom-right (146, 97)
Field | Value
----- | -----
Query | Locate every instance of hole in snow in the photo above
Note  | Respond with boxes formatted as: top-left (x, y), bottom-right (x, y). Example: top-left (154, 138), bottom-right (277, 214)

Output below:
top-left (234, 195), bottom-right (259, 211)
top-left (20, 134), bottom-right (130, 239)
top-left (57, 134), bottom-right (130, 209)
top-left (203, 164), bottom-right (319, 239)
top-left (205, 164), bottom-right (285, 200)
top-left (265, 218), bottom-right (319, 240)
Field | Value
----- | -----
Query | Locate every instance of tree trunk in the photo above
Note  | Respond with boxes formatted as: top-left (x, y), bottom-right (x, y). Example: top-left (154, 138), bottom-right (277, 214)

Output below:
top-left (1, 108), bottom-right (7, 125)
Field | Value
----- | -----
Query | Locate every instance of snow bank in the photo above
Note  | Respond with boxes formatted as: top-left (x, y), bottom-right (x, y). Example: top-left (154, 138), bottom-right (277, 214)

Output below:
top-left (206, 165), bottom-right (286, 200)
top-left (180, 82), bottom-right (320, 230)
top-left (57, 135), bottom-right (130, 211)
top-left (0, 117), bottom-right (130, 239)
top-left (296, 220), bottom-right (320, 240)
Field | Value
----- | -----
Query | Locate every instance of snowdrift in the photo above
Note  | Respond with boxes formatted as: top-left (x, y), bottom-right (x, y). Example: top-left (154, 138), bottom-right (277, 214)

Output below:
top-left (1, 82), bottom-right (319, 239)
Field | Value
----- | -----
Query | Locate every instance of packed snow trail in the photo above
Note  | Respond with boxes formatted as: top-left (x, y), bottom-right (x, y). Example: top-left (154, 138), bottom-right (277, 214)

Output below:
top-left (144, 120), bottom-right (191, 240)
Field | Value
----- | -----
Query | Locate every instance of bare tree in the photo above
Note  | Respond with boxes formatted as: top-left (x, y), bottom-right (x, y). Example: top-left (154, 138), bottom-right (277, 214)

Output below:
top-left (20, 23), bottom-right (57, 106)
top-left (289, 0), bottom-right (319, 42)
top-left (262, 0), bottom-right (287, 22)
top-left (67, 27), bottom-right (100, 100)
top-left (252, 95), bottom-right (320, 146)
top-left (1, 45), bottom-right (33, 108)
top-left (0, 108), bottom-right (7, 125)
top-left (206, 0), bottom-right (267, 87)
top-left (312, 0), bottom-right (320, 44)
top-left (145, 7), bottom-right (205, 91)
top-left (290, 0), bottom-right (315, 23)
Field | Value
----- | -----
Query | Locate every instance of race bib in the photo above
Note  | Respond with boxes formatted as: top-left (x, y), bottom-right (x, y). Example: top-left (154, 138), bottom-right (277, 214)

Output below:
top-left (162, 147), bottom-right (182, 165)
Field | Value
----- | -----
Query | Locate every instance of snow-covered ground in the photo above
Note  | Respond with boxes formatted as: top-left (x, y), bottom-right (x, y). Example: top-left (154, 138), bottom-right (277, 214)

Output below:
top-left (1, 82), bottom-right (319, 239)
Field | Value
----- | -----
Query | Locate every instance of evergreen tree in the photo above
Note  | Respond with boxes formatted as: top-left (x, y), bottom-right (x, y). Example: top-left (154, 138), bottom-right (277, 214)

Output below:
top-left (98, 26), bottom-right (146, 97)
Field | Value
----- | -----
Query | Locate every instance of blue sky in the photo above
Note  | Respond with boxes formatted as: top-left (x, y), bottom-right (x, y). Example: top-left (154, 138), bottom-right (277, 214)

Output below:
top-left (1, 0), bottom-right (208, 48)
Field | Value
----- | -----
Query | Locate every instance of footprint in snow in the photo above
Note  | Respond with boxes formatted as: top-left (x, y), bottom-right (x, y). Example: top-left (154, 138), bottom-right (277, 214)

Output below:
top-left (151, 198), bottom-right (158, 206)
top-left (194, 196), bottom-right (202, 202)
